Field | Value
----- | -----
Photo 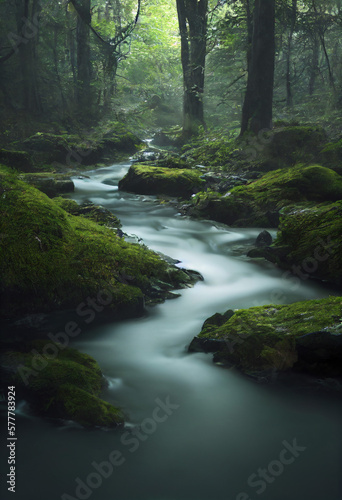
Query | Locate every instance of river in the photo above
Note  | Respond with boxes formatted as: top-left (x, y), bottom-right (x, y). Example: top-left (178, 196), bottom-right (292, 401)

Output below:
top-left (1, 161), bottom-right (342, 500)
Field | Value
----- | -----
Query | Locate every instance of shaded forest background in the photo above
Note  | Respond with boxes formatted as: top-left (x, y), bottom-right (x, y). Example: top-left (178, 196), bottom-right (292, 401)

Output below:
top-left (1, 0), bottom-right (342, 142)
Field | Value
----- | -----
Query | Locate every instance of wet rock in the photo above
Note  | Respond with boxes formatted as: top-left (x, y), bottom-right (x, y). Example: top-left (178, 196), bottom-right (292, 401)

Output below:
top-left (265, 202), bottom-right (342, 285)
top-left (255, 230), bottom-right (273, 247)
top-left (188, 297), bottom-right (342, 377)
top-left (0, 341), bottom-right (125, 428)
top-left (19, 173), bottom-right (74, 197)
top-left (0, 149), bottom-right (35, 172)
top-left (118, 163), bottom-right (205, 198)
top-left (54, 198), bottom-right (122, 229)
top-left (184, 164), bottom-right (342, 228)
top-left (295, 329), bottom-right (342, 376)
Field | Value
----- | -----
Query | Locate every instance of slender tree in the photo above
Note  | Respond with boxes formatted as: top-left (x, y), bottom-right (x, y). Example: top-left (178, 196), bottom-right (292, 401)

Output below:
top-left (240, 0), bottom-right (275, 135)
top-left (14, 0), bottom-right (43, 113)
top-left (176, 0), bottom-right (208, 137)
top-left (285, 0), bottom-right (297, 107)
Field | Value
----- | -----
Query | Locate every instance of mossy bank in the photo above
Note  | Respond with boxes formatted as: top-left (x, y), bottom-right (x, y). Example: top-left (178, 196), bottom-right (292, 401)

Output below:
top-left (0, 165), bottom-right (201, 322)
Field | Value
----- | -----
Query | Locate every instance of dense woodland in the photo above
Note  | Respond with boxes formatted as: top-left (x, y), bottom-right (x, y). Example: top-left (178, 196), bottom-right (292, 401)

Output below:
top-left (1, 0), bottom-right (342, 138)
top-left (0, 0), bottom-right (342, 433)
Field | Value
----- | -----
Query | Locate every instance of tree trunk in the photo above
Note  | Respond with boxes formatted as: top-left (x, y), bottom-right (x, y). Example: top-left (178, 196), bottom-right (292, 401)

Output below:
top-left (15, 0), bottom-right (43, 113)
top-left (286, 0), bottom-right (297, 107)
top-left (245, 0), bottom-right (253, 72)
top-left (240, 0), bottom-right (275, 135)
top-left (76, 0), bottom-right (92, 109)
top-left (308, 36), bottom-right (319, 96)
top-left (176, 0), bottom-right (208, 138)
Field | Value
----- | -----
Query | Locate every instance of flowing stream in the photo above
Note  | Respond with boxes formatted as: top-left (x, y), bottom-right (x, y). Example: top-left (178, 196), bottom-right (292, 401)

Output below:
top-left (2, 161), bottom-right (342, 500)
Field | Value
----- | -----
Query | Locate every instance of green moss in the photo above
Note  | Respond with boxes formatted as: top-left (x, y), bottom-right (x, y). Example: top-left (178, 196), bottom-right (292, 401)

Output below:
top-left (195, 296), bottom-right (342, 372)
top-left (0, 166), bottom-right (191, 318)
top-left (266, 126), bottom-right (327, 164)
top-left (54, 198), bottom-right (121, 228)
top-left (187, 164), bottom-right (342, 227)
top-left (181, 132), bottom-right (238, 167)
top-left (155, 154), bottom-right (190, 169)
top-left (2, 342), bottom-right (124, 427)
top-left (11, 124), bottom-right (143, 168)
top-left (18, 173), bottom-right (74, 197)
top-left (319, 138), bottom-right (342, 173)
top-left (0, 149), bottom-right (35, 172)
top-left (272, 201), bottom-right (342, 284)
top-left (56, 385), bottom-right (124, 427)
top-left (118, 163), bottom-right (205, 198)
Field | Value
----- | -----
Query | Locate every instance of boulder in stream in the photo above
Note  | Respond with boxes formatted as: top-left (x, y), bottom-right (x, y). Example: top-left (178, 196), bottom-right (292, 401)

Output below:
top-left (118, 163), bottom-right (205, 198)
top-left (0, 341), bottom-right (124, 428)
top-left (189, 296), bottom-right (342, 378)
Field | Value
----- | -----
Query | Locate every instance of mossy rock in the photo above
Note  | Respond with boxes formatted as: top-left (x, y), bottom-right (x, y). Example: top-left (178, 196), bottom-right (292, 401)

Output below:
top-left (180, 125), bottom-right (328, 174)
top-left (100, 122), bottom-right (144, 153)
top-left (13, 125), bottom-right (143, 168)
top-left (118, 163), bottom-right (205, 198)
top-left (181, 134), bottom-right (238, 168)
top-left (265, 126), bottom-right (327, 165)
top-left (318, 138), bottom-right (342, 174)
top-left (186, 164), bottom-right (342, 227)
top-left (155, 154), bottom-right (191, 170)
top-left (19, 173), bottom-right (74, 197)
top-left (0, 166), bottom-right (198, 319)
top-left (1, 341), bottom-right (124, 427)
top-left (20, 132), bottom-right (77, 164)
top-left (0, 149), bottom-right (35, 172)
top-left (265, 201), bottom-right (342, 285)
top-left (189, 297), bottom-right (342, 376)
top-left (54, 198), bottom-right (121, 228)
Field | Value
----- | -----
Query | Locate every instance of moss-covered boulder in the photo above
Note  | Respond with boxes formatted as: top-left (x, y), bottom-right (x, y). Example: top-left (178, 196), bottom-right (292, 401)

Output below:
top-left (54, 198), bottom-right (121, 228)
top-left (0, 166), bottom-right (200, 320)
top-left (263, 201), bottom-right (342, 285)
top-left (264, 126), bottom-right (327, 165)
top-left (118, 163), bottom-right (205, 198)
top-left (12, 124), bottom-right (144, 169)
top-left (318, 138), bottom-right (342, 174)
top-left (22, 132), bottom-right (76, 165)
top-left (19, 173), bottom-right (74, 197)
top-left (0, 149), bottom-right (35, 172)
top-left (0, 341), bottom-right (124, 427)
top-left (185, 164), bottom-right (342, 227)
top-left (99, 123), bottom-right (144, 154)
top-left (189, 297), bottom-right (342, 377)
top-left (180, 125), bottom-right (327, 174)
